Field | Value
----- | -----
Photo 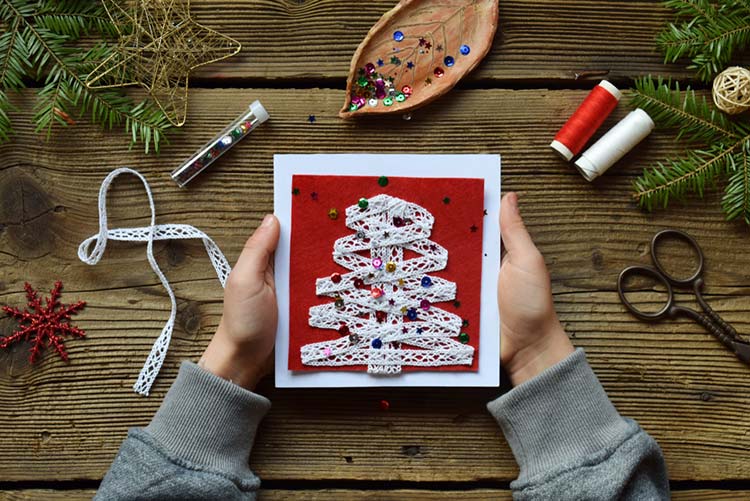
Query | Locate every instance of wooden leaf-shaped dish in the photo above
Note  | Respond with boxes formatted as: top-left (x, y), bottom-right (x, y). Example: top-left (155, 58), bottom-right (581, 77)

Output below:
top-left (340, 0), bottom-right (499, 118)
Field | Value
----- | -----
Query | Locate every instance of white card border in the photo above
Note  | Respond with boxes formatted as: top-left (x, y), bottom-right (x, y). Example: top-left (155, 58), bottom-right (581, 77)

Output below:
top-left (274, 154), bottom-right (501, 388)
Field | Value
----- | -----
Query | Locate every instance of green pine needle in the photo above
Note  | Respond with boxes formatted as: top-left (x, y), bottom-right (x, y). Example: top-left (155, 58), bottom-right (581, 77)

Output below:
top-left (631, 76), bottom-right (750, 224)
top-left (657, 0), bottom-right (750, 82)
top-left (0, 0), bottom-right (170, 153)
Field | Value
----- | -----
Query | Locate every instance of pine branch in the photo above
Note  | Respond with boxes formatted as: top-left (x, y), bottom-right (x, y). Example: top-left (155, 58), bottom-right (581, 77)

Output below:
top-left (657, 0), bottom-right (750, 81)
top-left (631, 76), bottom-right (744, 143)
top-left (0, 0), bottom-right (171, 153)
top-left (0, 90), bottom-right (13, 141)
top-left (630, 76), bottom-right (750, 223)
top-left (33, 0), bottom-right (121, 39)
top-left (722, 147), bottom-right (750, 223)
top-left (634, 142), bottom-right (741, 210)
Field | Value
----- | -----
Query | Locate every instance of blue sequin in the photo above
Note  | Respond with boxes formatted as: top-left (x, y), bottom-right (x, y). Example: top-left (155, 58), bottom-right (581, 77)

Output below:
top-left (393, 30), bottom-right (404, 42)
top-left (421, 276), bottom-right (432, 287)
top-left (372, 338), bottom-right (383, 349)
top-left (460, 44), bottom-right (471, 55)
top-left (377, 58), bottom-right (384, 67)
top-left (406, 308), bottom-right (418, 321)
top-left (444, 56), bottom-right (455, 67)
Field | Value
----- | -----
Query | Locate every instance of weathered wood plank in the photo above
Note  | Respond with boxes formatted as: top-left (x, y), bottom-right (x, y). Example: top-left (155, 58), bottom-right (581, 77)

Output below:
top-left (188, 0), bottom-right (706, 82)
top-left (1, 489), bottom-right (749, 500)
top-left (1, 89), bottom-right (749, 483)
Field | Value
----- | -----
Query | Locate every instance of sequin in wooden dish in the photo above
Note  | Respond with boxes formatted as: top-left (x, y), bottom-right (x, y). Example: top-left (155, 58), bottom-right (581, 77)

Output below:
top-left (339, 0), bottom-right (500, 118)
top-left (274, 154), bottom-right (500, 387)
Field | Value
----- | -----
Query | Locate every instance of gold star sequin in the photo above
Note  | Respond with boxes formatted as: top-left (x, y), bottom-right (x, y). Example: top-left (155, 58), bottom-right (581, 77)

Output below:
top-left (86, 0), bottom-right (241, 126)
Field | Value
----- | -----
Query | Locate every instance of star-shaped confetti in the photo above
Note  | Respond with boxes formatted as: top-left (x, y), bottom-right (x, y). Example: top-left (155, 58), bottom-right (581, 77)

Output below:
top-left (425, 77), bottom-right (432, 86)
top-left (419, 37), bottom-right (426, 46)
top-left (308, 115), bottom-right (316, 123)
top-left (311, 191), bottom-right (319, 200)
top-left (406, 61), bottom-right (415, 69)
top-left (443, 196), bottom-right (450, 204)
top-left (292, 187), bottom-right (300, 195)
top-left (377, 58), bottom-right (384, 67)
top-left (85, 0), bottom-right (241, 126)
top-left (470, 224), bottom-right (478, 232)
top-left (435, 44), bottom-right (443, 52)
top-left (1, 282), bottom-right (86, 363)
top-left (390, 56), bottom-right (401, 65)
top-left (426, 42), bottom-right (433, 50)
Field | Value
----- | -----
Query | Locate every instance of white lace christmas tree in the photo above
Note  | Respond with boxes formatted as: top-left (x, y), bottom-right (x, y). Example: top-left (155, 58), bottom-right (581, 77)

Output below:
top-left (302, 194), bottom-right (474, 374)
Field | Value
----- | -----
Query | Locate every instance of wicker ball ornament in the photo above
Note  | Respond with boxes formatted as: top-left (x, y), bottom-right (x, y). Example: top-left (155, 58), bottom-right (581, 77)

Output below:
top-left (712, 66), bottom-right (750, 115)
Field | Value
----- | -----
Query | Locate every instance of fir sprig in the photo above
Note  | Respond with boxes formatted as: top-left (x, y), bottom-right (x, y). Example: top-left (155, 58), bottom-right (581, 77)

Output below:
top-left (0, 0), bottom-right (170, 152)
top-left (657, 0), bottom-right (750, 82)
top-left (631, 76), bottom-right (750, 224)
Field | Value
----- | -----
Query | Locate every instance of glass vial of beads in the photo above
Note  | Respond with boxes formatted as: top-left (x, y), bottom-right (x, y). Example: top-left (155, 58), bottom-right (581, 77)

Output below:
top-left (171, 101), bottom-right (270, 187)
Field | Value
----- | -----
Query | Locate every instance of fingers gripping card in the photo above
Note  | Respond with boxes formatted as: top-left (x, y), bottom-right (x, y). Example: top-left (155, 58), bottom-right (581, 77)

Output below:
top-left (274, 154), bottom-right (500, 388)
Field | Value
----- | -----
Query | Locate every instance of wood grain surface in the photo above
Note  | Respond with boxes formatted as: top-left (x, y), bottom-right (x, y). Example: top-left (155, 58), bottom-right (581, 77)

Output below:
top-left (1, 88), bottom-right (749, 490)
top-left (2, 0), bottom-right (750, 496)
top-left (188, 0), bottom-right (698, 83)
top-left (1, 489), bottom-right (749, 500)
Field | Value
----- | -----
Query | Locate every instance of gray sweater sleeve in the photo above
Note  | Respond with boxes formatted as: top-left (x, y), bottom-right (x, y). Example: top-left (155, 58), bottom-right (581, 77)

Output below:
top-left (487, 348), bottom-right (669, 500)
top-left (96, 361), bottom-right (271, 501)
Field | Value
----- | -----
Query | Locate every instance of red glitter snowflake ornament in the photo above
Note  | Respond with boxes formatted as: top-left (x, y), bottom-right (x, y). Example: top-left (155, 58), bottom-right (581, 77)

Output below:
top-left (1, 281), bottom-right (86, 363)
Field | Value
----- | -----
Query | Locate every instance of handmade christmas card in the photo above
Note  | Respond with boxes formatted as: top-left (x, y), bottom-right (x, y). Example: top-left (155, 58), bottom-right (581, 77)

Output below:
top-left (274, 154), bottom-right (500, 387)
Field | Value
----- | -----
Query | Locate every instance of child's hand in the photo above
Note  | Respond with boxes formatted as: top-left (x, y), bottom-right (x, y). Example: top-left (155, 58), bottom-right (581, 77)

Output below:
top-left (498, 193), bottom-right (574, 386)
top-left (199, 214), bottom-right (280, 390)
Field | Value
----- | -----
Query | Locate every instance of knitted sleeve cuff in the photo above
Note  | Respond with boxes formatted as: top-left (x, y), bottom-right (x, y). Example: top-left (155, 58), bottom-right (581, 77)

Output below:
top-left (487, 348), bottom-right (631, 484)
top-left (145, 361), bottom-right (271, 478)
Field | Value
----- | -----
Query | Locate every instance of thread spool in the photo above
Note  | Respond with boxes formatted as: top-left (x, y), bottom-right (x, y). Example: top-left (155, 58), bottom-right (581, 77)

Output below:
top-left (550, 80), bottom-right (622, 161)
top-left (574, 108), bottom-right (655, 182)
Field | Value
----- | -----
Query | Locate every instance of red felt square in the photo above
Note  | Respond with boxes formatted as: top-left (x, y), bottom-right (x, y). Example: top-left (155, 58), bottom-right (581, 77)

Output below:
top-left (289, 175), bottom-right (484, 372)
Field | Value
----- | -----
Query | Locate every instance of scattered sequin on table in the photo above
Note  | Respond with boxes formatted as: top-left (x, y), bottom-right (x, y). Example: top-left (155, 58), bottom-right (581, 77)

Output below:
top-left (378, 175), bottom-right (389, 187)
top-left (458, 332), bottom-right (470, 344)
top-left (358, 197), bottom-right (369, 209)
top-left (331, 273), bottom-right (342, 284)
top-left (372, 338), bottom-right (383, 349)
top-left (421, 276), bottom-right (432, 287)
top-left (444, 56), bottom-right (455, 67)
top-left (434, 67), bottom-right (445, 78)
top-left (327, 208), bottom-right (338, 220)
top-left (393, 30), bottom-right (404, 41)
top-left (460, 44), bottom-right (471, 55)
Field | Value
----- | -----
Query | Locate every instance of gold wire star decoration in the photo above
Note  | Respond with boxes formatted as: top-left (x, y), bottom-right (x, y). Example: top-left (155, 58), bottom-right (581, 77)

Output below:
top-left (86, 0), bottom-right (241, 126)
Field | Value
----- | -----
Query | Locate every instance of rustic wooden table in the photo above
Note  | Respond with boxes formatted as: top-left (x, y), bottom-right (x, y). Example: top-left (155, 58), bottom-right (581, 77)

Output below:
top-left (1, 1), bottom-right (749, 499)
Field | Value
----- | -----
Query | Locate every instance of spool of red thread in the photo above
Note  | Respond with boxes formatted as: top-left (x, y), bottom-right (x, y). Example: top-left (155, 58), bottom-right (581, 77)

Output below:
top-left (550, 81), bottom-right (622, 161)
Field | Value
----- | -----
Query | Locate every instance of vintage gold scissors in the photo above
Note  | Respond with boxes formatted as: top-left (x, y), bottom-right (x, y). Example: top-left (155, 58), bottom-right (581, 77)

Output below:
top-left (618, 229), bottom-right (750, 365)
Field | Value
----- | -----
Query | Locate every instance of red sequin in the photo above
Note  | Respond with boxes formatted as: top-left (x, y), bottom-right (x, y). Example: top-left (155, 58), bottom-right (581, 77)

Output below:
top-left (375, 310), bottom-right (387, 323)
top-left (331, 273), bottom-right (342, 284)
top-left (434, 67), bottom-right (445, 78)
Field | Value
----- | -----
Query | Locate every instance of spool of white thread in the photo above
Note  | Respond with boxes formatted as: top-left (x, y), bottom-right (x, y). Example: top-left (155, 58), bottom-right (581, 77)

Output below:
top-left (574, 108), bottom-right (655, 182)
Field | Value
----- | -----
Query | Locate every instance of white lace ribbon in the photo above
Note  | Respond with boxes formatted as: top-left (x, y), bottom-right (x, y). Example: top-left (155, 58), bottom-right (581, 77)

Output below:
top-left (78, 168), bottom-right (231, 396)
top-left (303, 194), bottom-right (474, 374)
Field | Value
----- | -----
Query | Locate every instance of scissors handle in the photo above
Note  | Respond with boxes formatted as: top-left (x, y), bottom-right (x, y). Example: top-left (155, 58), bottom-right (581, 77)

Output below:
top-left (698, 293), bottom-right (740, 340)
top-left (686, 308), bottom-right (750, 366)
top-left (651, 229), bottom-right (705, 286)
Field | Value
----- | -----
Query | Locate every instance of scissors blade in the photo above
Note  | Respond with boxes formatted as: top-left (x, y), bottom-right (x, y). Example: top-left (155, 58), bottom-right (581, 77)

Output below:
top-left (734, 340), bottom-right (750, 366)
